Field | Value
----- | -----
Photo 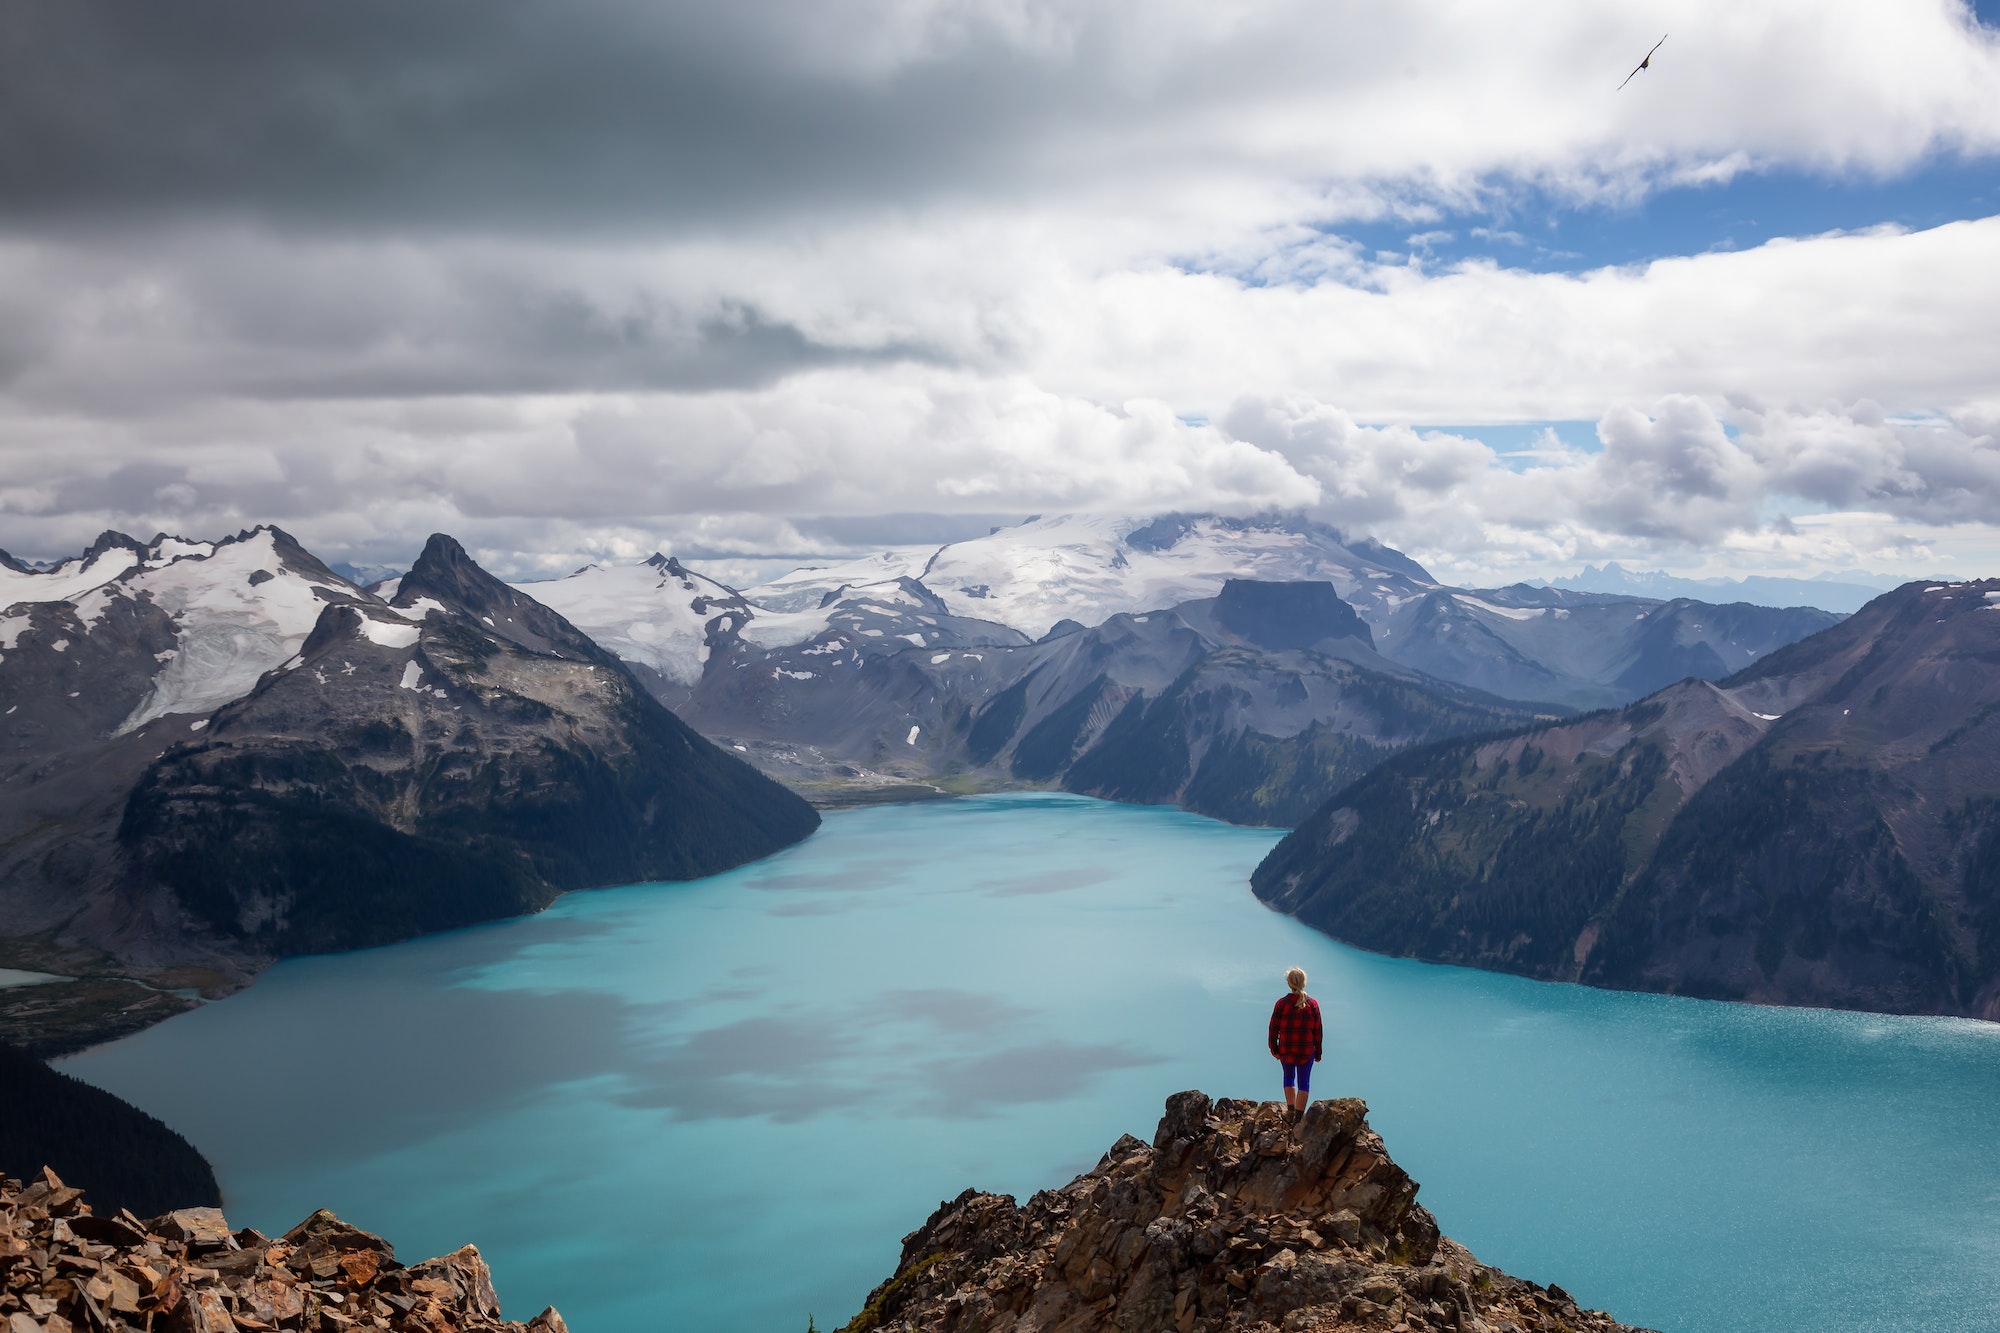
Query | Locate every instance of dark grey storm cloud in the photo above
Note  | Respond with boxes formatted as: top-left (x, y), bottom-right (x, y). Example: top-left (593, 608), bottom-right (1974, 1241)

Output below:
top-left (0, 0), bottom-right (1138, 232)
top-left (3, 1), bottom-right (1998, 582)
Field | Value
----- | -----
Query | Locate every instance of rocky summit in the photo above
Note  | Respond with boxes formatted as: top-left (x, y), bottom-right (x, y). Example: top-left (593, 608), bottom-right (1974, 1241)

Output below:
top-left (0, 1166), bottom-right (562, 1333)
top-left (842, 1091), bottom-right (1648, 1333)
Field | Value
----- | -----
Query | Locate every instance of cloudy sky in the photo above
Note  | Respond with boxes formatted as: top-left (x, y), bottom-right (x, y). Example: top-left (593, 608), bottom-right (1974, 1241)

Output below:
top-left (4, 0), bottom-right (1999, 585)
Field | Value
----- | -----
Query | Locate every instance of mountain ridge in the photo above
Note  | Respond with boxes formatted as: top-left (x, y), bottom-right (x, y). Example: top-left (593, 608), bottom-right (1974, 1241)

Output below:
top-left (0, 528), bottom-right (818, 1053)
top-left (1253, 580), bottom-right (2000, 1019)
top-left (685, 577), bottom-right (1561, 826)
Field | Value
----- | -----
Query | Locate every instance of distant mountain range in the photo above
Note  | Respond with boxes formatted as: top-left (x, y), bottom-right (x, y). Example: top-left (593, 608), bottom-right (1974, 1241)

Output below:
top-left (736, 512), bottom-right (1437, 636)
top-left (1254, 579), bottom-right (2000, 1020)
top-left (525, 512), bottom-right (1841, 723)
top-left (1541, 563), bottom-right (1902, 615)
top-left (687, 577), bottom-right (1560, 826)
top-left (0, 511), bottom-right (1909, 1047)
top-left (0, 527), bottom-right (816, 1052)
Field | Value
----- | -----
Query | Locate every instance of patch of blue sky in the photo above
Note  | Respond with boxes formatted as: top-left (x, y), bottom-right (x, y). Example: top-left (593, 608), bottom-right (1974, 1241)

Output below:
top-left (1397, 421), bottom-right (1600, 463)
top-left (1337, 153), bottom-right (2000, 278)
top-left (1755, 493), bottom-right (1835, 526)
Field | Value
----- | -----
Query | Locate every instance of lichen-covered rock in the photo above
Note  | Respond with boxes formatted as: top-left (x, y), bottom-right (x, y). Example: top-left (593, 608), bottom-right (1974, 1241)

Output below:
top-left (843, 1091), bottom-right (1653, 1333)
top-left (0, 1167), bottom-right (563, 1333)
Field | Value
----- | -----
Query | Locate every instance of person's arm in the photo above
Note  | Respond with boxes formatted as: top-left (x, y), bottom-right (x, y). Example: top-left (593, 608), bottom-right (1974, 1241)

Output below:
top-left (1311, 1003), bottom-right (1323, 1062)
top-left (1267, 1003), bottom-right (1282, 1058)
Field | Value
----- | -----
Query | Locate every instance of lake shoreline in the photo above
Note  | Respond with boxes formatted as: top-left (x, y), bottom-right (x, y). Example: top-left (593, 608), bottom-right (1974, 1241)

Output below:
top-left (54, 794), bottom-right (2000, 1333)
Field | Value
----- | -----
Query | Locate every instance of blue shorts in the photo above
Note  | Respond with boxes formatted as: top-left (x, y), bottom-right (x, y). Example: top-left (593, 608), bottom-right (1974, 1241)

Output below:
top-left (1282, 1060), bottom-right (1313, 1093)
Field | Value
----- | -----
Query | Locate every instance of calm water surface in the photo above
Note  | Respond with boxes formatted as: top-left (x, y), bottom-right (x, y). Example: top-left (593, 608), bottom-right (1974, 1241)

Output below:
top-left (60, 794), bottom-right (2000, 1333)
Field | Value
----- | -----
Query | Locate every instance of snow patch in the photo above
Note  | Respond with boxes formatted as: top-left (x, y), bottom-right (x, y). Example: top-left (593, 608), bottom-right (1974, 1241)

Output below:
top-left (399, 661), bottom-right (424, 691)
top-left (1754, 712), bottom-right (1783, 721)
top-left (0, 615), bottom-right (27, 649)
top-left (403, 596), bottom-right (449, 620)
top-left (50, 639), bottom-right (69, 652)
top-left (930, 652), bottom-right (951, 664)
top-left (870, 513), bottom-right (1433, 638)
top-left (775, 668), bottom-right (817, 681)
top-left (116, 528), bottom-right (359, 734)
top-left (149, 538), bottom-right (214, 564)
top-left (741, 548), bottom-right (934, 612)
top-left (189, 719), bottom-right (208, 731)
top-left (898, 632), bottom-right (927, 647)
top-left (359, 618), bottom-right (422, 649)
top-left (0, 543), bottom-right (139, 609)
top-left (906, 725), bottom-right (921, 745)
top-left (1452, 595), bottom-right (1547, 621)
top-left (511, 557), bottom-right (750, 685)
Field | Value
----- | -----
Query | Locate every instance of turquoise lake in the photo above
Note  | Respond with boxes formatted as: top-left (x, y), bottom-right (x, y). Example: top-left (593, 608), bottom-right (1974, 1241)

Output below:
top-left (59, 793), bottom-right (2000, 1333)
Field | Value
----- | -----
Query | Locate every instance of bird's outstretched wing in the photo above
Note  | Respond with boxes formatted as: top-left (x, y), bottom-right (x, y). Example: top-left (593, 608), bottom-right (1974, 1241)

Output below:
top-left (1617, 33), bottom-right (1668, 90)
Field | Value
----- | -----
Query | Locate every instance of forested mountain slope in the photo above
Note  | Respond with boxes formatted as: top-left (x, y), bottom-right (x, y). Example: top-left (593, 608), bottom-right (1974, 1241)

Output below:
top-left (1253, 581), bottom-right (2000, 1019)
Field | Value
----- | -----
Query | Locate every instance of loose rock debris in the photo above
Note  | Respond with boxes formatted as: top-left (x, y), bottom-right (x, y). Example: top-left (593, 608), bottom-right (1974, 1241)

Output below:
top-left (0, 1169), bottom-right (564, 1333)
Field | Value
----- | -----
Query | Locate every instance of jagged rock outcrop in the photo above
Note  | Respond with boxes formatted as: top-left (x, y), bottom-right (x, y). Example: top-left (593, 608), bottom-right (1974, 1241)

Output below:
top-left (119, 533), bottom-right (821, 958)
top-left (0, 1167), bottom-right (563, 1333)
top-left (843, 1091), bottom-right (1648, 1333)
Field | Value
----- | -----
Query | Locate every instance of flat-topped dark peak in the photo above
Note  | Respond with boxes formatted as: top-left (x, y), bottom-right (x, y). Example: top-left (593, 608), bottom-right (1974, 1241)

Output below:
top-left (1213, 578), bottom-right (1371, 651)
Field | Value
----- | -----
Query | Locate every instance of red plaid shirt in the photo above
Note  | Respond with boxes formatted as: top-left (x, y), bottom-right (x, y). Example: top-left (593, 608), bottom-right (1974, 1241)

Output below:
top-left (1268, 994), bottom-right (1322, 1063)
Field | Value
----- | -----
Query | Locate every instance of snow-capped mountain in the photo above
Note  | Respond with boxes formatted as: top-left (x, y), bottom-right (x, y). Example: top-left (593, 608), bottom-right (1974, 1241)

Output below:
top-left (738, 546), bottom-right (938, 613)
top-left (0, 527), bottom-right (815, 1044)
top-left (515, 554), bottom-right (1029, 698)
top-left (0, 527), bottom-right (376, 738)
top-left (754, 513), bottom-right (1439, 639)
top-left (508, 514), bottom-right (1848, 730)
top-left (507, 553), bottom-right (754, 695)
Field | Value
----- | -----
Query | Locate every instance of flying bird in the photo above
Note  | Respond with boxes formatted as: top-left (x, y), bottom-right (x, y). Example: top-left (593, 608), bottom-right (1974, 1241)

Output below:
top-left (1617, 34), bottom-right (1667, 90)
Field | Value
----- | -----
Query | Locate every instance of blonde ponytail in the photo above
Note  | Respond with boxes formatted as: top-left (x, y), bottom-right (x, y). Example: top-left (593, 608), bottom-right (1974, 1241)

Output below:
top-left (1286, 966), bottom-right (1308, 1009)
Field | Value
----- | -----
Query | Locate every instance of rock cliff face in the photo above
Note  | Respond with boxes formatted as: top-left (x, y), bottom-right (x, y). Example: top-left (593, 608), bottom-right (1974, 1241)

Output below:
top-left (119, 533), bottom-right (821, 959)
top-left (843, 1091), bottom-right (1648, 1333)
top-left (1254, 580), bottom-right (2000, 1020)
top-left (0, 1167), bottom-right (563, 1333)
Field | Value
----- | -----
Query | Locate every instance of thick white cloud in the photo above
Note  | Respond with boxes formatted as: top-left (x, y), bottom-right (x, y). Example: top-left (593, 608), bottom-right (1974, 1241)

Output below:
top-left (2, 0), bottom-right (1998, 580)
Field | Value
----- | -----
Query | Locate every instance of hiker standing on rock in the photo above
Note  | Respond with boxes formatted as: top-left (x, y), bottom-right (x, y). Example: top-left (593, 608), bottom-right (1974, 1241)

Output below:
top-left (1268, 966), bottom-right (1322, 1120)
